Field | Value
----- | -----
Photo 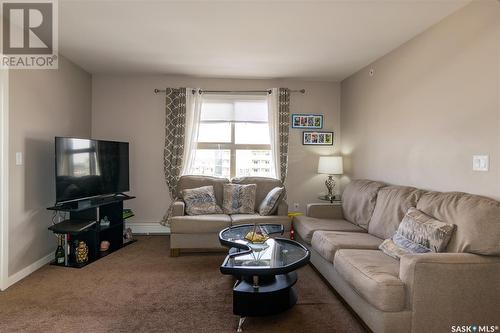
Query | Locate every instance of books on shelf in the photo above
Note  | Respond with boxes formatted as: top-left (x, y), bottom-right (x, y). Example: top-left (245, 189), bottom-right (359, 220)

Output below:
top-left (123, 208), bottom-right (135, 219)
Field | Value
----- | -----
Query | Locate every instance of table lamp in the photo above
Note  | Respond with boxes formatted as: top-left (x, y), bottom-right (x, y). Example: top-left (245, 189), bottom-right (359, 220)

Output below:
top-left (318, 156), bottom-right (343, 200)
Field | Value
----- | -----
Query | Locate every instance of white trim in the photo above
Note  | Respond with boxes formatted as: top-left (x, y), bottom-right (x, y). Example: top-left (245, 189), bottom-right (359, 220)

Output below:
top-left (0, 68), bottom-right (9, 291)
top-left (4, 253), bottom-right (53, 290)
top-left (125, 222), bottom-right (170, 235)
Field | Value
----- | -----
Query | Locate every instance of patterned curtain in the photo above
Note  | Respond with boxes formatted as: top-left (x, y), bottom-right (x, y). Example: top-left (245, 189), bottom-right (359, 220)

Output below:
top-left (161, 88), bottom-right (187, 226)
top-left (278, 88), bottom-right (290, 183)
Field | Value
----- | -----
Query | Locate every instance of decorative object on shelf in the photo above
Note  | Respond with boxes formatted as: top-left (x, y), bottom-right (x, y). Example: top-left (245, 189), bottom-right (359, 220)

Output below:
top-left (318, 156), bottom-right (343, 202)
top-left (291, 114), bottom-right (323, 129)
top-left (100, 240), bottom-right (110, 252)
top-left (303, 131), bottom-right (333, 145)
top-left (100, 216), bottom-right (110, 228)
top-left (75, 241), bottom-right (89, 264)
top-left (244, 223), bottom-right (269, 243)
top-left (123, 227), bottom-right (133, 242)
top-left (55, 235), bottom-right (65, 264)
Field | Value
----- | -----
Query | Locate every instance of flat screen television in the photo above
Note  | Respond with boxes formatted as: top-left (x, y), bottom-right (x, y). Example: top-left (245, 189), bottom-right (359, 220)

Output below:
top-left (55, 137), bottom-right (129, 203)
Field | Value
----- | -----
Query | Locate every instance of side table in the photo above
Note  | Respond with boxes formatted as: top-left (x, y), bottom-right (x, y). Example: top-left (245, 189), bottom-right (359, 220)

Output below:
top-left (318, 195), bottom-right (342, 204)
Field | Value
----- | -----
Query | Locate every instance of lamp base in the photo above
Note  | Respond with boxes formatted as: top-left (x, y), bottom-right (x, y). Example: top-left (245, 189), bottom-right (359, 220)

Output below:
top-left (325, 175), bottom-right (336, 200)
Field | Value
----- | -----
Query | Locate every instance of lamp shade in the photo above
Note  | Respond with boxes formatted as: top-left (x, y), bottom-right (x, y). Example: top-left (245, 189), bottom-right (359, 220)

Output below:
top-left (318, 156), bottom-right (343, 175)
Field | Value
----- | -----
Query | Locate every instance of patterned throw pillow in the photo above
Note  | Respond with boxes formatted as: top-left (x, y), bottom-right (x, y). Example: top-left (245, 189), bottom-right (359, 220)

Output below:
top-left (379, 207), bottom-right (456, 260)
top-left (222, 184), bottom-right (257, 214)
top-left (181, 186), bottom-right (223, 216)
top-left (258, 187), bottom-right (285, 216)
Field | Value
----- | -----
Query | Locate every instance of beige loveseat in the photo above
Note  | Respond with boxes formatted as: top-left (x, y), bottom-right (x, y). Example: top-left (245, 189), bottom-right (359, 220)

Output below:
top-left (169, 175), bottom-right (290, 256)
top-left (293, 179), bottom-right (500, 333)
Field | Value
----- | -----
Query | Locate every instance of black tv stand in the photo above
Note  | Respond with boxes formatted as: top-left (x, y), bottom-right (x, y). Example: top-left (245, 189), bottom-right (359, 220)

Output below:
top-left (114, 192), bottom-right (133, 199)
top-left (47, 195), bottom-right (136, 268)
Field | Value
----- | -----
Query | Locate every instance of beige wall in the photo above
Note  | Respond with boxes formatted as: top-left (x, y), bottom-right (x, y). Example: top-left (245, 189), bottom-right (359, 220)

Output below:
top-left (341, 1), bottom-right (500, 199)
top-left (8, 56), bottom-right (91, 276)
top-left (92, 76), bottom-right (340, 223)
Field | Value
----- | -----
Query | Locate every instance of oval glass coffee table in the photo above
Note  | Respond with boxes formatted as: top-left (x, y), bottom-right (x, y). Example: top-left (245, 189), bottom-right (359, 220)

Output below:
top-left (219, 224), bottom-right (310, 332)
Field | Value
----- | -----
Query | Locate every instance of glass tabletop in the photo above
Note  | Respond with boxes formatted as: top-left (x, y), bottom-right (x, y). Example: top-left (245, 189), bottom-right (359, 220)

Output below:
top-left (219, 224), bottom-right (310, 275)
top-left (226, 238), bottom-right (308, 269)
top-left (220, 224), bottom-right (283, 243)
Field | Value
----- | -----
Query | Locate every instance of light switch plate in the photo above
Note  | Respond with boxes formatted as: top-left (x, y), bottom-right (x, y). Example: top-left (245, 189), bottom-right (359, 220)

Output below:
top-left (472, 155), bottom-right (489, 171)
top-left (15, 152), bottom-right (23, 166)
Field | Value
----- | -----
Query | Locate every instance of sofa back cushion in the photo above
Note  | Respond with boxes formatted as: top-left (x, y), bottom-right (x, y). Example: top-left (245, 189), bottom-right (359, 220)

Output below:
top-left (368, 186), bottom-right (423, 239)
top-left (342, 179), bottom-right (386, 229)
top-left (222, 184), bottom-right (257, 214)
top-left (231, 177), bottom-right (284, 211)
top-left (417, 191), bottom-right (500, 255)
top-left (181, 185), bottom-right (223, 216)
top-left (177, 175), bottom-right (229, 207)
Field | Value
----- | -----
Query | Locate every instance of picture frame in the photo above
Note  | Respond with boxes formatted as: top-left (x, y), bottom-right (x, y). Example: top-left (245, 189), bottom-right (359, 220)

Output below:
top-left (291, 114), bottom-right (323, 129)
top-left (302, 131), bottom-right (334, 145)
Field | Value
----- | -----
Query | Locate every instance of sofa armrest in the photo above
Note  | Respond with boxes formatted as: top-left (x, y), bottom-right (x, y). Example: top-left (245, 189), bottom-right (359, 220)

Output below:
top-left (171, 200), bottom-right (185, 217)
top-left (399, 253), bottom-right (500, 332)
top-left (276, 201), bottom-right (288, 216)
top-left (306, 203), bottom-right (343, 219)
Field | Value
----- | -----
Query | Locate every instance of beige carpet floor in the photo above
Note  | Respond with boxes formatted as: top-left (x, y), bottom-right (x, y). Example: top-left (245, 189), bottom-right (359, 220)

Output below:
top-left (0, 236), bottom-right (366, 333)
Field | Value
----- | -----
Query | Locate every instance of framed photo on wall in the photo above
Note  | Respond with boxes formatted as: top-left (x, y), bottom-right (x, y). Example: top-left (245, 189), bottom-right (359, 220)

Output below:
top-left (292, 114), bottom-right (323, 129)
top-left (303, 131), bottom-right (334, 145)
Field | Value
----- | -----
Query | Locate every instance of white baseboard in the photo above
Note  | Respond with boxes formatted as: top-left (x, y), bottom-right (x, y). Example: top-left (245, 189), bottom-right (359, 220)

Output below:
top-left (125, 222), bottom-right (170, 235)
top-left (3, 252), bottom-right (53, 290)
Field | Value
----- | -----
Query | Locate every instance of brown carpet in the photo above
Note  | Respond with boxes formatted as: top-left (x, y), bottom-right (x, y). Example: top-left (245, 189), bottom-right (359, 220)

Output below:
top-left (0, 236), bottom-right (366, 333)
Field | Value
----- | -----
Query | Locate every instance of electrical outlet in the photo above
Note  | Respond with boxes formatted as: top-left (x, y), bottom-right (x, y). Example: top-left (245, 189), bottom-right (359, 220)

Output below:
top-left (293, 203), bottom-right (300, 210)
top-left (15, 152), bottom-right (23, 165)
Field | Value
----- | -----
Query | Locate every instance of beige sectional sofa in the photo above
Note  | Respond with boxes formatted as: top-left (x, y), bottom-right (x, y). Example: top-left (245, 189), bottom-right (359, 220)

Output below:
top-left (169, 175), bottom-right (290, 256)
top-left (293, 179), bottom-right (500, 333)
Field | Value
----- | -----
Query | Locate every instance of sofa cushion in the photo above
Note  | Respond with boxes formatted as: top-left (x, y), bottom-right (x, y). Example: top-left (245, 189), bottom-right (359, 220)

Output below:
top-left (417, 191), bottom-right (500, 255)
top-left (181, 185), bottom-right (223, 216)
top-left (231, 177), bottom-right (283, 211)
top-left (170, 214), bottom-right (231, 233)
top-left (379, 207), bottom-right (456, 259)
top-left (342, 179), bottom-right (386, 229)
top-left (293, 216), bottom-right (366, 244)
top-left (222, 184), bottom-right (257, 214)
top-left (230, 214), bottom-right (291, 231)
top-left (368, 186), bottom-right (422, 239)
top-left (177, 175), bottom-right (229, 207)
top-left (334, 250), bottom-right (406, 312)
top-left (258, 187), bottom-right (285, 216)
top-left (311, 231), bottom-right (383, 262)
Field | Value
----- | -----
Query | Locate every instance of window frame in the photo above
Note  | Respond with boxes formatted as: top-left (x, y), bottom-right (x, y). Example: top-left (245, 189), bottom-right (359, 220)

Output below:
top-left (195, 95), bottom-right (272, 178)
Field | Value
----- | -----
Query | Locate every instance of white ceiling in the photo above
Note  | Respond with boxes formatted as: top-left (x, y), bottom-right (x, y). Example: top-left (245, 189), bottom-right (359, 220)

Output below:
top-left (59, 0), bottom-right (470, 81)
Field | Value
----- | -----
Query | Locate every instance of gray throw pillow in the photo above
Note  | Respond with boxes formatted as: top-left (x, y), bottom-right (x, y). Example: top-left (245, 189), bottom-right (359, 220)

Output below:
top-left (181, 185), bottom-right (223, 216)
top-left (222, 184), bottom-right (257, 214)
top-left (379, 207), bottom-right (456, 260)
top-left (258, 187), bottom-right (284, 216)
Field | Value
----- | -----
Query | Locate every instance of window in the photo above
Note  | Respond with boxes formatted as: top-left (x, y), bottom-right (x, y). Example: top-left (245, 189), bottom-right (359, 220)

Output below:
top-left (190, 94), bottom-right (274, 178)
top-left (69, 138), bottom-right (100, 177)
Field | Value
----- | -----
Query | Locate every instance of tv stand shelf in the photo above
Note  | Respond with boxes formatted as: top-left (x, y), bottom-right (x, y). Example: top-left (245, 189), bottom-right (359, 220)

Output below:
top-left (47, 195), bottom-right (136, 212)
top-left (47, 195), bottom-right (136, 268)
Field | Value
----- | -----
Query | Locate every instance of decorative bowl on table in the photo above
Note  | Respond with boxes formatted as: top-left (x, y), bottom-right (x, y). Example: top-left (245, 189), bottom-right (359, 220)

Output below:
top-left (244, 231), bottom-right (269, 244)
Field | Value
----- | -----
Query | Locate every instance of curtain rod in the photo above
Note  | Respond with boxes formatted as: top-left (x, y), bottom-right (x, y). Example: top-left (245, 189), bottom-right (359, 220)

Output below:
top-left (153, 88), bottom-right (305, 95)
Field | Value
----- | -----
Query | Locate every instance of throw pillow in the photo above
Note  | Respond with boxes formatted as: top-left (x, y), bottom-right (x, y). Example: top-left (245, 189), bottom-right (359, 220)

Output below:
top-left (222, 184), bottom-right (257, 214)
top-left (379, 207), bottom-right (456, 259)
top-left (258, 187), bottom-right (285, 216)
top-left (181, 185), bottom-right (223, 216)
